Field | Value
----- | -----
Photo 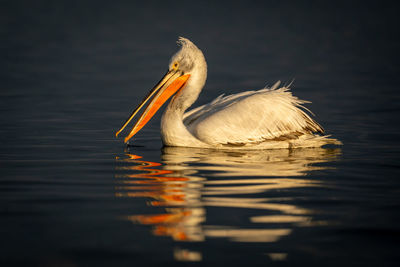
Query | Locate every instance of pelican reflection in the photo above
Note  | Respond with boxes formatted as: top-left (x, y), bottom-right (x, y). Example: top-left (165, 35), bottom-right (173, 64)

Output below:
top-left (115, 147), bottom-right (340, 246)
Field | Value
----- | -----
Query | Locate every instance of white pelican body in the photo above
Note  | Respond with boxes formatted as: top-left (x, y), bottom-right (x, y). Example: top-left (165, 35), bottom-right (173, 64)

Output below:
top-left (116, 38), bottom-right (341, 149)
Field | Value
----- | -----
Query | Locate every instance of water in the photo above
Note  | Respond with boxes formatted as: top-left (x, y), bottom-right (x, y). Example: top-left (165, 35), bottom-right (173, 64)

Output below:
top-left (1, 1), bottom-right (400, 266)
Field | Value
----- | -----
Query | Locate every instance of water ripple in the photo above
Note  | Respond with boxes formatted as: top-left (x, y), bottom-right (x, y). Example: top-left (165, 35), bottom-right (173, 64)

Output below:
top-left (115, 147), bottom-right (340, 246)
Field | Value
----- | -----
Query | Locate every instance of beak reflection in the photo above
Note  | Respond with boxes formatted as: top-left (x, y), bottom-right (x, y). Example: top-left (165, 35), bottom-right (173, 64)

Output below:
top-left (115, 147), bottom-right (341, 245)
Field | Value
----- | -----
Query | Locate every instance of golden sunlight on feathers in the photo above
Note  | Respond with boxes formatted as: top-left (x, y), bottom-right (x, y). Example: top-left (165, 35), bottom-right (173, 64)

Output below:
top-left (116, 37), bottom-right (341, 149)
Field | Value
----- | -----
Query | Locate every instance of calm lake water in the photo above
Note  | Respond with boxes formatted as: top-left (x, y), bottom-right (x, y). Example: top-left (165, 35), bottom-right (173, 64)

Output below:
top-left (1, 1), bottom-right (400, 266)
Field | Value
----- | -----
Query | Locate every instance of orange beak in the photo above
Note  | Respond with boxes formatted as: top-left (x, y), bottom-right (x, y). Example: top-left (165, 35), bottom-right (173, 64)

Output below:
top-left (116, 70), bottom-right (190, 143)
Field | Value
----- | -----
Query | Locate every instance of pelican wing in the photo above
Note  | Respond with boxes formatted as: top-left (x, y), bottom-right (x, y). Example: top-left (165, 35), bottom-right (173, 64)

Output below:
top-left (183, 83), bottom-right (324, 146)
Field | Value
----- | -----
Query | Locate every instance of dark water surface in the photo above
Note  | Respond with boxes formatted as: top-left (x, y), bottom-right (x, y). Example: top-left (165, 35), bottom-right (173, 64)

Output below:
top-left (1, 1), bottom-right (400, 266)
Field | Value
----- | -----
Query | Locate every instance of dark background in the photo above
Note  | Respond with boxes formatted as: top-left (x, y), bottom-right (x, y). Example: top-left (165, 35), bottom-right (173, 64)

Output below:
top-left (1, 0), bottom-right (399, 147)
top-left (1, 1), bottom-right (400, 266)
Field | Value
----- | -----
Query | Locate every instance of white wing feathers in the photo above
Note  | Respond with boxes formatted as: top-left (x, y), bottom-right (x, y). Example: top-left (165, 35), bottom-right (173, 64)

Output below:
top-left (183, 82), bottom-right (324, 146)
top-left (183, 81), bottom-right (282, 125)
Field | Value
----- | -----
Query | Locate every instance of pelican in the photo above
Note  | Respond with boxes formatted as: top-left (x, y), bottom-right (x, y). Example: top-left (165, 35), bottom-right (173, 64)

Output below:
top-left (116, 37), bottom-right (341, 149)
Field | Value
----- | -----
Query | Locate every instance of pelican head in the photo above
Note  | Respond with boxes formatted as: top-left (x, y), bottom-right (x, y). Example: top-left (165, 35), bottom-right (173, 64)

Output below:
top-left (116, 37), bottom-right (207, 143)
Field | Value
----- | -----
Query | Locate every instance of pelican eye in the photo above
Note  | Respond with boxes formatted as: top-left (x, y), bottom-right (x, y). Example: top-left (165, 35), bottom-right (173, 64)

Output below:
top-left (172, 62), bottom-right (179, 70)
